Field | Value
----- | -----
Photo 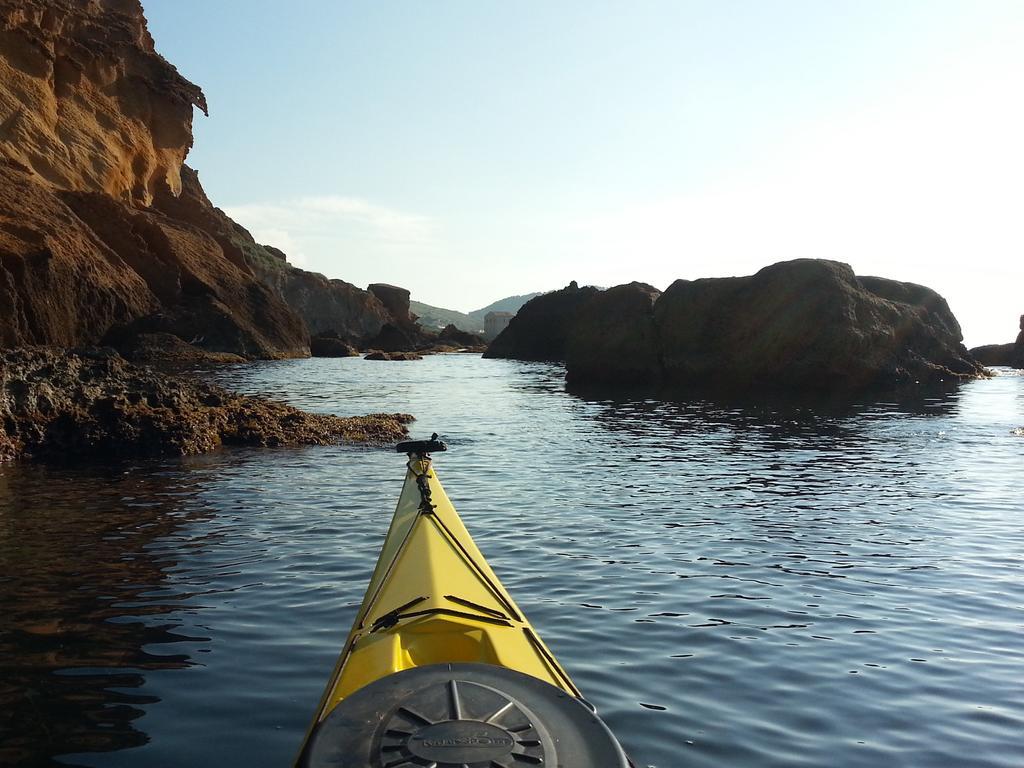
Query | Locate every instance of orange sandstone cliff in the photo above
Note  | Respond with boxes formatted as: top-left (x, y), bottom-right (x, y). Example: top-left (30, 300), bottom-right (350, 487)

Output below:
top-left (0, 0), bottom-right (393, 357)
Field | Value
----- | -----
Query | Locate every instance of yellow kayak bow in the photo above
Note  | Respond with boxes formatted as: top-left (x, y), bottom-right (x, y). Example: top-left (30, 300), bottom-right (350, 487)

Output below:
top-left (296, 437), bottom-right (632, 768)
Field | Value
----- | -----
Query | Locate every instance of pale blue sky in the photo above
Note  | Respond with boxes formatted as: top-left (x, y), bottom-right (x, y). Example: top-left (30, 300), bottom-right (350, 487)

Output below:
top-left (145, 1), bottom-right (1024, 345)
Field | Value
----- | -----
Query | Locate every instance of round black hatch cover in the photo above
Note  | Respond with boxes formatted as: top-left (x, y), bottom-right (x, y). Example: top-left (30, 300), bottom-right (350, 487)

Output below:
top-left (375, 675), bottom-right (547, 767)
top-left (298, 662), bottom-right (632, 768)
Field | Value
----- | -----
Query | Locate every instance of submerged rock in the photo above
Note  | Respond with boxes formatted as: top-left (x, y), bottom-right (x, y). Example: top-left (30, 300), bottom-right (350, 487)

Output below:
top-left (0, 348), bottom-right (412, 462)
top-left (364, 351), bottom-right (423, 361)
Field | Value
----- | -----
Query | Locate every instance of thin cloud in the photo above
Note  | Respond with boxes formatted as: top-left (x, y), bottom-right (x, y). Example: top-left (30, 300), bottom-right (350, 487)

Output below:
top-left (223, 195), bottom-right (439, 284)
top-left (227, 196), bottom-right (436, 247)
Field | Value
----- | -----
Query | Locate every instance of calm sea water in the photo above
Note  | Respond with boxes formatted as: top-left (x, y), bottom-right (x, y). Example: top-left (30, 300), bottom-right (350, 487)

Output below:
top-left (2, 355), bottom-right (1022, 768)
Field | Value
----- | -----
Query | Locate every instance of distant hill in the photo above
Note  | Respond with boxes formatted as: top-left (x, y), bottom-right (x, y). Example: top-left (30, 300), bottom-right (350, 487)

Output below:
top-left (410, 292), bottom-right (545, 333)
top-left (468, 292), bottom-right (543, 322)
top-left (409, 301), bottom-right (481, 332)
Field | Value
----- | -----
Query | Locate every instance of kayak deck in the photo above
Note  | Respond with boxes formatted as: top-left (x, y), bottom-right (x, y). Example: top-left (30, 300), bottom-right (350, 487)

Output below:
top-left (311, 456), bottom-right (580, 721)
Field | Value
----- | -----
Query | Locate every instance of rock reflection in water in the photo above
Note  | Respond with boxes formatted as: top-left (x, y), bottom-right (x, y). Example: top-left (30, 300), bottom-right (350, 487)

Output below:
top-left (3, 357), bottom-right (1023, 768)
top-left (0, 462), bottom-right (214, 766)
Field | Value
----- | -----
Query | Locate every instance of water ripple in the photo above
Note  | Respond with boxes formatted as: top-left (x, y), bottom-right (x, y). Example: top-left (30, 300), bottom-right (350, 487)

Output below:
top-left (1, 355), bottom-right (1022, 767)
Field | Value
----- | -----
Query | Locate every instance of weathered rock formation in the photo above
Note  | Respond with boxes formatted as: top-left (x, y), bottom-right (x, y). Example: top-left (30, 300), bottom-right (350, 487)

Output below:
top-left (250, 253), bottom-right (390, 341)
top-left (149, 167), bottom-right (398, 347)
top-left (487, 260), bottom-right (985, 392)
top-left (0, 0), bottom-right (310, 358)
top-left (0, 162), bottom-right (157, 347)
top-left (656, 260), bottom-right (981, 390)
top-left (361, 283), bottom-right (441, 351)
top-left (0, 0), bottom-right (206, 205)
top-left (483, 281), bottom-right (601, 361)
top-left (369, 284), bottom-right (415, 328)
top-left (0, 0), bottom-right (414, 359)
top-left (0, 347), bottom-right (412, 462)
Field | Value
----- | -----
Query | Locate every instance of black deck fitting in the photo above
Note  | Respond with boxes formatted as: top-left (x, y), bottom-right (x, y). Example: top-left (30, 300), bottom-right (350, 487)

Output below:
top-left (396, 434), bottom-right (448, 455)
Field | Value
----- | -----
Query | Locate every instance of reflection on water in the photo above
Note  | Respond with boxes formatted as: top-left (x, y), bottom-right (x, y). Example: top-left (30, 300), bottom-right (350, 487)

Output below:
top-left (0, 464), bottom-right (215, 766)
top-left (2, 356), bottom-right (1023, 768)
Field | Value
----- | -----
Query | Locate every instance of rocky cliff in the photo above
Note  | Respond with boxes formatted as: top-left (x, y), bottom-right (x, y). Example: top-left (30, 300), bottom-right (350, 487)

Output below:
top-left (0, 0), bottom-right (399, 358)
top-left (0, 0), bottom-right (205, 205)
top-left (487, 260), bottom-right (985, 392)
top-left (153, 166), bottom-right (390, 346)
top-left (250, 251), bottom-right (389, 341)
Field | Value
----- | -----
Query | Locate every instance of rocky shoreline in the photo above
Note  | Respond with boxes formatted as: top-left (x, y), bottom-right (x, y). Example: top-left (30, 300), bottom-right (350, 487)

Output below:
top-left (0, 348), bottom-right (412, 464)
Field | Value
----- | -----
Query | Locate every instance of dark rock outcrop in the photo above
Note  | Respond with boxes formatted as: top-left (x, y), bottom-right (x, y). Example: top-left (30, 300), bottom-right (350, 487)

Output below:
top-left (368, 284), bottom-right (416, 329)
top-left (366, 323), bottom-right (418, 353)
top-left (969, 343), bottom-right (1017, 367)
top-left (654, 260), bottom-right (981, 391)
top-left (483, 281), bottom-right (601, 361)
top-left (0, 347), bottom-right (412, 463)
top-left (488, 260), bottom-right (985, 392)
top-left (436, 324), bottom-right (486, 350)
top-left (115, 332), bottom-right (245, 365)
top-left (566, 282), bottom-right (661, 387)
top-left (359, 284), bottom-right (439, 351)
top-left (310, 333), bottom-right (358, 358)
